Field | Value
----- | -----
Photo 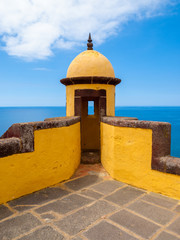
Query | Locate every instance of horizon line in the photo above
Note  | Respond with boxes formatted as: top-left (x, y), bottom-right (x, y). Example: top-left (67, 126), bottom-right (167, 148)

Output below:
top-left (0, 106), bottom-right (180, 108)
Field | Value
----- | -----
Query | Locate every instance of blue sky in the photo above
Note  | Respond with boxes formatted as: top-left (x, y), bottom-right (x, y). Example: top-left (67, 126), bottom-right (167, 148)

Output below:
top-left (0, 0), bottom-right (180, 106)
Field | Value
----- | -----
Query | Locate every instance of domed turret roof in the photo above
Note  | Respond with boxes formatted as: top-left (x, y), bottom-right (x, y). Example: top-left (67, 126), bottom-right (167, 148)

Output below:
top-left (66, 50), bottom-right (115, 78)
top-left (60, 34), bottom-right (121, 86)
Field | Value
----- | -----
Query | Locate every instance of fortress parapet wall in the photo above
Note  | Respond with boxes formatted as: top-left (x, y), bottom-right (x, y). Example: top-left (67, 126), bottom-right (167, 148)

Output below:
top-left (101, 116), bottom-right (180, 176)
top-left (0, 117), bottom-right (81, 204)
top-left (101, 117), bottom-right (180, 199)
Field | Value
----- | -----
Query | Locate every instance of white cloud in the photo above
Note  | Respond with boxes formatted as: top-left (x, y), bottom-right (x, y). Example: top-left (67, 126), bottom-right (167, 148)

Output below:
top-left (33, 67), bottom-right (51, 71)
top-left (0, 0), bottom-right (175, 60)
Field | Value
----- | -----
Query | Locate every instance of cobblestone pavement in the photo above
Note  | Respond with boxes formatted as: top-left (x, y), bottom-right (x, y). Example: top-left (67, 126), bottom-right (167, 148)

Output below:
top-left (0, 164), bottom-right (180, 240)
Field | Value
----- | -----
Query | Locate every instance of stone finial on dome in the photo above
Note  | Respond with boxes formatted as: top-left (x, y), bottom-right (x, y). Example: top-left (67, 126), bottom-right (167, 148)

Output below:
top-left (87, 33), bottom-right (93, 50)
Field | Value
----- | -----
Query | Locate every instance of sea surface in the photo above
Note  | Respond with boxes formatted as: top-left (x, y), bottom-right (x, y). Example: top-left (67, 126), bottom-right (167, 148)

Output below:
top-left (0, 107), bottom-right (179, 157)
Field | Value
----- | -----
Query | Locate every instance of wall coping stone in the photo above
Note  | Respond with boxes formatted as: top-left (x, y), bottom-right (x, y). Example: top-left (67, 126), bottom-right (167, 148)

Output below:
top-left (0, 116), bottom-right (80, 158)
top-left (101, 116), bottom-right (170, 128)
top-left (157, 156), bottom-right (180, 175)
top-left (0, 137), bottom-right (21, 157)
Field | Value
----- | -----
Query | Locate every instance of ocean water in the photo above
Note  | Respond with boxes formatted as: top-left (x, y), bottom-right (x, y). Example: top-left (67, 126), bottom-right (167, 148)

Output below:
top-left (0, 106), bottom-right (179, 157)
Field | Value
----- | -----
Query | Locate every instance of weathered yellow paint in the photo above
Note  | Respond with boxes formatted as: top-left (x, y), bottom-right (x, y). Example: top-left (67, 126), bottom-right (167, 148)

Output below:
top-left (67, 50), bottom-right (115, 78)
top-left (0, 123), bottom-right (81, 204)
top-left (101, 122), bottom-right (180, 200)
top-left (66, 84), bottom-right (115, 116)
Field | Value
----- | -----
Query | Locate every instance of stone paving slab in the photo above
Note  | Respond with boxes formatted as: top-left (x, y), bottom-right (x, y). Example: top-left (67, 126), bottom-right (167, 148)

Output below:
top-left (9, 188), bottom-right (70, 207)
top-left (154, 231), bottom-right (180, 240)
top-left (79, 189), bottom-right (103, 199)
top-left (64, 174), bottom-right (101, 191)
top-left (141, 193), bottom-right (178, 209)
top-left (55, 200), bottom-right (117, 236)
top-left (90, 180), bottom-right (125, 194)
top-left (18, 226), bottom-right (64, 240)
top-left (0, 213), bottom-right (41, 240)
top-left (71, 237), bottom-right (83, 240)
top-left (110, 209), bottom-right (160, 239)
top-left (105, 185), bottom-right (145, 206)
top-left (0, 205), bottom-right (14, 220)
top-left (35, 193), bottom-right (93, 215)
top-left (40, 213), bottom-right (56, 220)
top-left (0, 164), bottom-right (180, 240)
top-left (13, 205), bottom-right (35, 212)
top-left (128, 199), bottom-right (175, 225)
top-left (167, 216), bottom-right (180, 235)
top-left (174, 204), bottom-right (180, 213)
top-left (83, 220), bottom-right (138, 240)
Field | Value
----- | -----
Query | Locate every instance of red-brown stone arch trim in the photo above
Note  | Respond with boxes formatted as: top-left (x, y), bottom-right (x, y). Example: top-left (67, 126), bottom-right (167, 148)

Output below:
top-left (74, 89), bottom-right (106, 117)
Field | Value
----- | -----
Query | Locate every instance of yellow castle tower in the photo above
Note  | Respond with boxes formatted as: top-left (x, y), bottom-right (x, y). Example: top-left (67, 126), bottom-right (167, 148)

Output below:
top-left (60, 34), bottom-right (121, 162)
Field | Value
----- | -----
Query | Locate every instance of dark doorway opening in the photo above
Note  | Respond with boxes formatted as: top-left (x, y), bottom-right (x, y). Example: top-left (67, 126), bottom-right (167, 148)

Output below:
top-left (75, 89), bottom-right (106, 163)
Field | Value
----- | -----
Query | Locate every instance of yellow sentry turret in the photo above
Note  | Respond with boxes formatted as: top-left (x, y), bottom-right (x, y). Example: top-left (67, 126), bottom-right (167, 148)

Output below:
top-left (60, 34), bottom-right (121, 160)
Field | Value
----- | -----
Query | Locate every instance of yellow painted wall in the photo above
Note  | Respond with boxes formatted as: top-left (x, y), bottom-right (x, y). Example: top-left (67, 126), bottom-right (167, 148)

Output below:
top-left (101, 122), bottom-right (180, 200)
top-left (0, 123), bottom-right (81, 204)
top-left (66, 84), bottom-right (115, 116)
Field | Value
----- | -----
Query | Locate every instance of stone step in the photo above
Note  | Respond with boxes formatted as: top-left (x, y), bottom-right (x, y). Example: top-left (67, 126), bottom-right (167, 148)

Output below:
top-left (81, 150), bottom-right (100, 164)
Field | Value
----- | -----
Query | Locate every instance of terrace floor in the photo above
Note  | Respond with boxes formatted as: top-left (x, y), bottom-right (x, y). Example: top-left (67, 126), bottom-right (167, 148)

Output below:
top-left (0, 164), bottom-right (180, 240)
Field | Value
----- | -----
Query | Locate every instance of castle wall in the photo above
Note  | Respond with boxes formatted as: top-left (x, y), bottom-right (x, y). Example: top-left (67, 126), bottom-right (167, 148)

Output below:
top-left (0, 117), bottom-right (81, 204)
top-left (1, 114), bottom-right (179, 203)
top-left (101, 117), bottom-right (180, 200)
